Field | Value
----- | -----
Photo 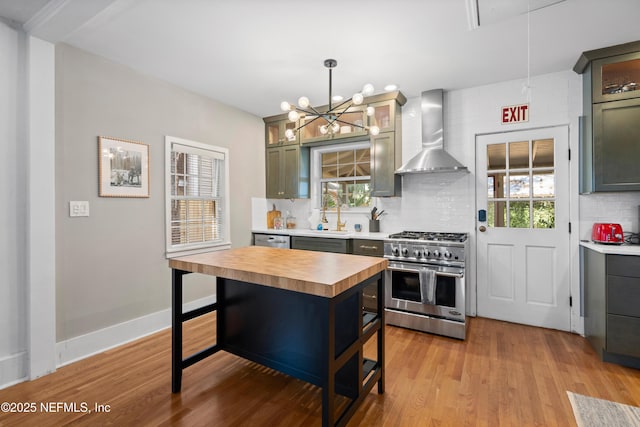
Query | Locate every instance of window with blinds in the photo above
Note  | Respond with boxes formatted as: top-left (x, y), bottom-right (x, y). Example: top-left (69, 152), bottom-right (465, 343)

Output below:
top-left (165, 136), bottom-right (230, 256)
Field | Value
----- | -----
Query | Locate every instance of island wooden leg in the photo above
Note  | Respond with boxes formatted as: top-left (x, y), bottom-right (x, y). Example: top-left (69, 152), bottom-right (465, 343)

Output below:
top-left (377, 274), bottom-right (385, 394)
top-left (171, 268), bottom-right (184, 393)
top-left (322, 299), bottom-right (336, 427)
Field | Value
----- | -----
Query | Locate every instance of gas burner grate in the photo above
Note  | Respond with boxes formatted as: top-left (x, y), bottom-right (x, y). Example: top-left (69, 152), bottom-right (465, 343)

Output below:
top-left (387, 231), bottom-right (468, 243)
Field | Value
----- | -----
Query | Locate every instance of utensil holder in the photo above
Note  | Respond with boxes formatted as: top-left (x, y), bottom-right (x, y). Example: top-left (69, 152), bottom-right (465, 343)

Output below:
top-left (369, 219), bottom-right (380, 232)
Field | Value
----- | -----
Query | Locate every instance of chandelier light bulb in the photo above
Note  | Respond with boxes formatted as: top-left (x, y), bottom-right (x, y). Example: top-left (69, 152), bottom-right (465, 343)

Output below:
top-left (370, 125), bottom-right (380, 136)
top-left (319, 125), bottom-right (328, 135)
top-left (331, 122), bottom-right (340, 133)
top-left (298, 96), bottom-right (310, 108)
top-left (366, 106), bottom-right (375, 116)
top-left (362, 83), bottom-right (374, 96)
top-left (280, 101), bottom-right (291, 111)
top-left (285, 129), bottom-right (295, 140)
top-left (288, 110), bottom-right (299, 122)
top-left (352, 93), bottom-right (364, 105)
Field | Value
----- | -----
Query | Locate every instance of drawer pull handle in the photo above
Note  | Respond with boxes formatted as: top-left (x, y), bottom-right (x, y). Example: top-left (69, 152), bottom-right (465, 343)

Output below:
top-left (359, 245), bottom-right (378, 250)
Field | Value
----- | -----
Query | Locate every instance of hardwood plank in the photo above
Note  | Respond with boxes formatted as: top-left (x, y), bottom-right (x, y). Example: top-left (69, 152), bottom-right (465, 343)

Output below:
top-left (1, 316), bottom-right (639, 426)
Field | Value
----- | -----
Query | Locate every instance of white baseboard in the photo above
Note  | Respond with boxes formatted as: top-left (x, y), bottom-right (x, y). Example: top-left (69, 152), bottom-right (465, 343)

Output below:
top-left (55, 295), bottom-right (217, 368)
top-left (0, 351), bottom-right (28, 390)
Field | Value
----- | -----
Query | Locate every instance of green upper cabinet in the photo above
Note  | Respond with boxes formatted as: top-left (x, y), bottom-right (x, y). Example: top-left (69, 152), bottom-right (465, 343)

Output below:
top-left (265, 145), bottom-right (309, 199)
top-left (263, 91), bottom-right (405, 199)
top-left (299, 107), bottom-right (367, 144)
top-left (367, 99), bottom-right (397, 133)
top-left (370, 132), bottom-right (402, 197)
top-left (265, 117), bottom-right (299, 147)
top-left (592, 51), bottom-right (640, 104)
top-left (575, 41), bottom-right (640, 193)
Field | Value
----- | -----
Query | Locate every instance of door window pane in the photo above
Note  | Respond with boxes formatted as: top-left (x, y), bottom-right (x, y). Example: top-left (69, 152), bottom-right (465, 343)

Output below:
top-left (532, 139), bottom-right (554, 167)
top-left (509, 141), bottom-right (529, 169)
top-left (533, 172), bottom-right (555, 197)
top-left (487, 143), bottom-right (506, 170)
top-left (509, 174), bottom-right (530, 198)
top-left (487, 201), bottom-right (506, 228)
top-left (487, 176), bottom-right (495, 199)
top-left (485, 137), bottom-right (556, 229)
top-left (533, 201), bottom-right (555, 229)
top-left (509, 201), bottom-right (530, 228)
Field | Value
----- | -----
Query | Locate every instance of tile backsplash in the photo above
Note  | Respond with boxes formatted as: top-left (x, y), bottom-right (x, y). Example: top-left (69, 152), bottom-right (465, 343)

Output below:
top-left (579, 192), bottom-right (640, 240)
top-left (255, 170), bottom-right (475, 235)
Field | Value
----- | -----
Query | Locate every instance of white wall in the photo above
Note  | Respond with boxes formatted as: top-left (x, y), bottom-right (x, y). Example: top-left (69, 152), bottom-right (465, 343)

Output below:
top-left (0, 21), bottom-right (56, 387)
top-left (0, 20), bottom-right (26, 388)
top-left (54, 44), bottom-right (264, 364)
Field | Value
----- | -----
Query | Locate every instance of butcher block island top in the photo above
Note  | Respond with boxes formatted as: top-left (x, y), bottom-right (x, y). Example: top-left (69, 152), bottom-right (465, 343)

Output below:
top-left (169, 245), bottom-right (388, 298)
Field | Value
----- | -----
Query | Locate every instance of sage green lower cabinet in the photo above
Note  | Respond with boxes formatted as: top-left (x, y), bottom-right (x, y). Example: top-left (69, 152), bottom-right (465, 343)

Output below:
top-left (291, 236), bottom-right (351, 254)
top-left (351, 239), bottom-right (384, 257)
top-left (583, 248), bottom-right (640, 368)
top-left (266, 145), bottom-right (309, 199)
top-left (370, 132), bottom-right (401, 197)
top-left (352, 239), bottom-right (384, 312)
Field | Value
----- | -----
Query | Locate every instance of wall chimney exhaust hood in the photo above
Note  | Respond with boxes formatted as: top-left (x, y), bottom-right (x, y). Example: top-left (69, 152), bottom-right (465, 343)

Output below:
top-left (395, 89), bottom-right (468, 174)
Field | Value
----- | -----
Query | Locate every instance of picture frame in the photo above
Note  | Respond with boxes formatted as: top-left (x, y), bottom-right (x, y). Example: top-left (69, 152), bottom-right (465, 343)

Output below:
top-left (98, 136), bottom-right (150, 198)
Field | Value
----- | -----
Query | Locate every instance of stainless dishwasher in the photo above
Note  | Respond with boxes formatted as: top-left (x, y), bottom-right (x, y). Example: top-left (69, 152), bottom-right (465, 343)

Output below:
top-left (253, 233), bottom-right (290, 249)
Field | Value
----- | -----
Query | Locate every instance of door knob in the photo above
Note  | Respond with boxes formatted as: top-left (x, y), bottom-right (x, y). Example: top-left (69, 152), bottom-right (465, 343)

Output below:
top-left (479, 225), bottom-right (486, 232)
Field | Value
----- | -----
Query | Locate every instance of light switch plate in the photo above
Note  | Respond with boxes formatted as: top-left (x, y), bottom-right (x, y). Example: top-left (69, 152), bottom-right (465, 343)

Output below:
top-left (69, 201), bottom-right (90, 217)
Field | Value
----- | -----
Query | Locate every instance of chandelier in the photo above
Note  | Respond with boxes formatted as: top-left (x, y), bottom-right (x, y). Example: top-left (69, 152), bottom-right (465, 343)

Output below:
top-left (279, 59), bottom-right (380, 141)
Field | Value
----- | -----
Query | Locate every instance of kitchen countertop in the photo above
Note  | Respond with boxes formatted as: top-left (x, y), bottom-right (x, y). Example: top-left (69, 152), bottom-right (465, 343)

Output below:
top-left (169, 245), bottom-right (388, 298)
top-left (252, 228), bottom-right (389, 240)
top-left (580, 240), bottom-right (640, 255)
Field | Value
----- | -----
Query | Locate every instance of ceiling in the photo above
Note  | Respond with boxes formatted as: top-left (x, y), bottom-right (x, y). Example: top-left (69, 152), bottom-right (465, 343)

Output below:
top-left (1, 0), bottom-right (639, 118)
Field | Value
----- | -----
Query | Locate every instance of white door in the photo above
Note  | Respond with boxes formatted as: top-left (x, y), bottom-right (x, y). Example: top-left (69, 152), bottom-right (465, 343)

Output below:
top-left (476, 126), bottom-right (570, 331)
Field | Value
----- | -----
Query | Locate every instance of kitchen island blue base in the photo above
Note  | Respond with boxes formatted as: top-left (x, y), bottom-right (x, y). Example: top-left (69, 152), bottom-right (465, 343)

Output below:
top-left (171, 268), bottom-right (385, 427)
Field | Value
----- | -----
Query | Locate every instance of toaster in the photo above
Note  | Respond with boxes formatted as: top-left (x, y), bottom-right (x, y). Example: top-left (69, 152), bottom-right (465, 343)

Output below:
top-left (591, 223), bottom-right (624, 244)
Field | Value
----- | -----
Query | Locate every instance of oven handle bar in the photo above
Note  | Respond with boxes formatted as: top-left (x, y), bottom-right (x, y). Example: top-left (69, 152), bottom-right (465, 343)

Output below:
top-left (387, 265), bottom-right (464, 278)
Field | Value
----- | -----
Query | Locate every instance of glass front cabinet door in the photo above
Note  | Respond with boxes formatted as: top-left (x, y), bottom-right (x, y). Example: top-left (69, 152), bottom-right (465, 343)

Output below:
top-left (593, 52), bottom-right (640, 103)
top-left (299, 107), bottom-right (367, 144)
top-left (265, 118), bottom-right (299, 147)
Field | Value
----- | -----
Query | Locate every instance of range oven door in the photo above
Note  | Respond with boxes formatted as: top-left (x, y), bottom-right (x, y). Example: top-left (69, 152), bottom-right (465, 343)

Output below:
top-left (385, 261), bottom-right (465, 322)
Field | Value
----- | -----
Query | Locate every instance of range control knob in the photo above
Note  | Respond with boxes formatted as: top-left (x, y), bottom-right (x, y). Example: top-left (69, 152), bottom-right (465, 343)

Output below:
top-left (392, 247), bottom-right (400, 257)
top-left (413, 249), bottom-right (422, 258)
top-left (444, 251), bottom-right (452, 259)
top-left (401, 247), bottom-right (409, 257)
top-left (433, 250), bottom-right (441, 258)
top-left (423, 249), bottom-right (431, 258)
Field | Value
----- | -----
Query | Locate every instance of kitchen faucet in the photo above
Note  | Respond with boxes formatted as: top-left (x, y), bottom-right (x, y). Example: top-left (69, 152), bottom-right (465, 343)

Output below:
top-left (323, 193), bottom-right (346, 231)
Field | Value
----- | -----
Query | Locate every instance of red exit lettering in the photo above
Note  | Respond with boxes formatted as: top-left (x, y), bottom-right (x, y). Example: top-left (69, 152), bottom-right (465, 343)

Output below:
top-left (501, 104), bottom-right (529, 124)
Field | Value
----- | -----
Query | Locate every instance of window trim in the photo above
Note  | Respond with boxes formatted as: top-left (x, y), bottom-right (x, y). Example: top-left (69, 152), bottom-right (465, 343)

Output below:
top-left (165, 135), bottom-right (231, 258)
top-left (310, 140), bottom-right (372, 211)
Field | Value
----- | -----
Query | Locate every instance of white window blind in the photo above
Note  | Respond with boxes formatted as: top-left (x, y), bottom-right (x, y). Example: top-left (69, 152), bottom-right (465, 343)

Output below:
top-left (165, 136), bottom-right (230, 257)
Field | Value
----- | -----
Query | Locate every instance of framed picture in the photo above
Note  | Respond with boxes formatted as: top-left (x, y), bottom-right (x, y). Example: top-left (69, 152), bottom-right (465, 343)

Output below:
top-left (98, 136), bottom-right (150, 198)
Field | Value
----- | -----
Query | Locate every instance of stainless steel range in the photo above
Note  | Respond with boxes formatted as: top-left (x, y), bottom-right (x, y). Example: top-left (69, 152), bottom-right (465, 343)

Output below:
top-left (384, 231), bottom-right (468, 339)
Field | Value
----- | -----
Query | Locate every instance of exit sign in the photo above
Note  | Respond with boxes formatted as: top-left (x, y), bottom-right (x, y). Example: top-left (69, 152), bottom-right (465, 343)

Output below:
top-left (501, 103), bottom-right (529, 124)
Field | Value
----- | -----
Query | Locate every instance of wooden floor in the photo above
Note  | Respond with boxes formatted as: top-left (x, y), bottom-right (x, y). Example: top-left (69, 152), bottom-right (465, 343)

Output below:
top-left (1, 315), bottom-right (639, 426)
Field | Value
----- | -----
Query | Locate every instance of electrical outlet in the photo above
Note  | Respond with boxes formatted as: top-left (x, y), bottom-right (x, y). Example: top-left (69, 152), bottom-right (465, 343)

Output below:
top-left (69, 201), bottom-right (90, 217)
